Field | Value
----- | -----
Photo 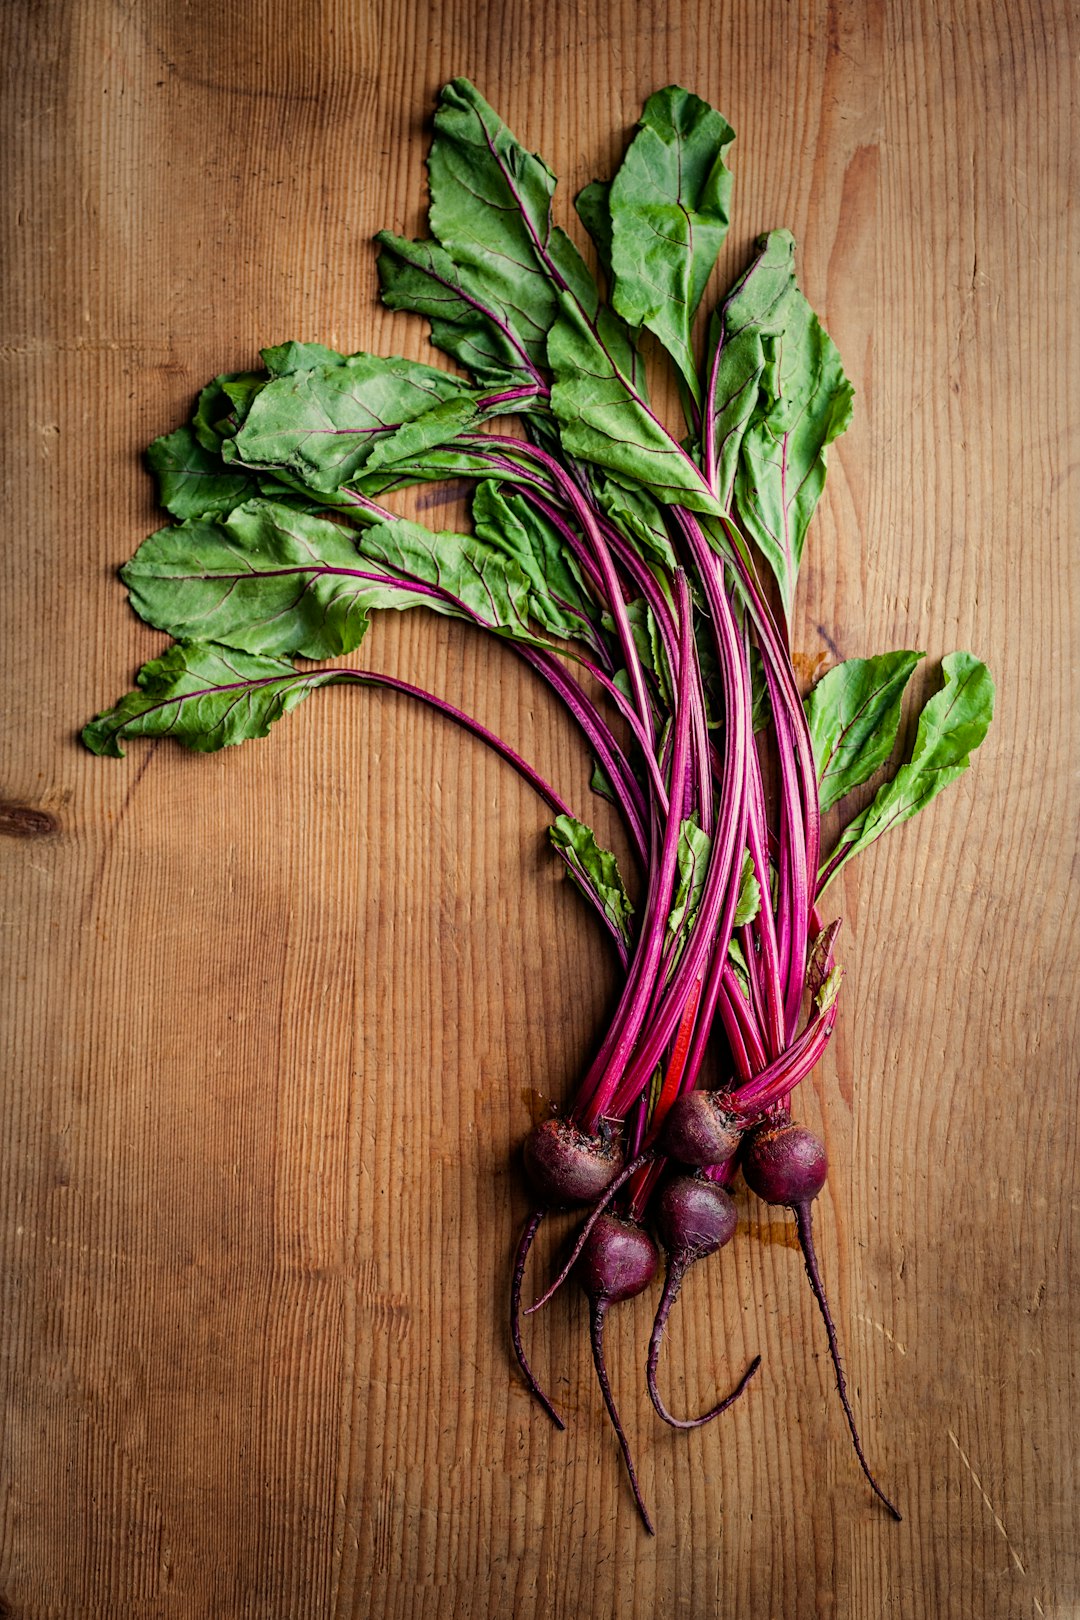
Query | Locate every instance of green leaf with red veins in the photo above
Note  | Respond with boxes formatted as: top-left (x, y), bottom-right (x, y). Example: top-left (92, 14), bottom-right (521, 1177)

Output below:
top-left (146, 425), bottom-right (259, 520)
top-left (425, 78), bottom-right (641, 386)
top-left (548, 293), bottom-right (720, 516)
top-left (549, 815), bottom-right (634, 945)
top-left (821, 652), bottom-right (995, 886)
top-left (81, 642), bottom-right (340, 757)
top-left (703, 230), bottom-right (800, 508)
top-left (733, 284), bottom-right (853, 621)
top-left (375, 232), bottom-right (549, 397)
top-left (121, 501), bottom-right (432, 659)
top-left (665, 818), bottom-right (712, 952)
top-left (733, 850), bottom-right (761, 927)
top-left (471, 482), bottom-right (596, 643)
top-left (607, 86), bottom-right (735, 402)
top-left (356, 517), bottom-right (548, 646)
top-left (806, 650), bottom-right (925, 813)
top-left (226, 353), bottom-right (487, 491)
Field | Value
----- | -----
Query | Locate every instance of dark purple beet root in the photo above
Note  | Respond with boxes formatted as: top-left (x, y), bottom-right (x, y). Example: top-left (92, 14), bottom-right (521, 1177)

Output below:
top-left (661, 1090), bottom-right (743, 1168)
top-left (741, 1120), bottom-right (828, 1205)
top-left (523, 1117), bottom-right (625, 1206)
top-left (647, 1177), bottom-right (760, 1428)
top-left (578, 1215), bottom-right (659, 1534)
top-left (742, 1122), bottom-right (902, 1522)
top-left (656, 1175), bottom-right (739, 1256)
top-left (524, 1149), bottom-right (655, 1317)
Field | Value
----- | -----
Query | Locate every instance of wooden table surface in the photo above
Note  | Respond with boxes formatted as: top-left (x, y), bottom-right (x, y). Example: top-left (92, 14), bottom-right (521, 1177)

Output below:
top-left (3, 2), bottom-right (1077, 1616)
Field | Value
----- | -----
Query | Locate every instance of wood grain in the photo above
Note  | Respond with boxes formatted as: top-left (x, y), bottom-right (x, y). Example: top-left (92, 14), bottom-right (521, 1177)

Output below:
top-left (2, 1), bottom-right (1077, 1615)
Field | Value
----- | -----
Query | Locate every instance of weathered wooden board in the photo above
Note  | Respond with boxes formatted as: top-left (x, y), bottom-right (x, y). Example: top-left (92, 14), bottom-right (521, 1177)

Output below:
top-left (2, 1), bottom-right (1076, 1615)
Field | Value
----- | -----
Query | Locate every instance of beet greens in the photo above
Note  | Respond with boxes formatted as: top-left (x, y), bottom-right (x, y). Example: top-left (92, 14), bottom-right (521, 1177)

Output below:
top-left (84, 78), bottom-right (994, 1534)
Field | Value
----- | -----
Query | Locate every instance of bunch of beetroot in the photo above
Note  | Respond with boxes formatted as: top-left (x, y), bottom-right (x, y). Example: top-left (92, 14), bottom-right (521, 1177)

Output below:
top-left (84, 80), bottom-right (994, 1534)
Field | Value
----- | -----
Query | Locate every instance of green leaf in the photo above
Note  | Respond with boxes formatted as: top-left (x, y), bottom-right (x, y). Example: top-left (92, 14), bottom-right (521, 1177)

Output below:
top-left (548, 293), bottom-right (718, 514)
top-left (574, 180), bottom-right (614, 279)
top-left (603, 598), bottom-right (671, 702)
top-left (733, 276), bottom-right (854, 619)
top-left (427, 79), bottom-right (605, 369)
top-left (726, 937), bottom-right (751, 1000)
top-left (356, 517), bottom-right (546, 645)
top-left (703, 230), bottom-right (800, 509)
top-left (822, 652), bottom-right (995, 884)
top-left (227, 353), bottom-right (484, 491)
top-left (82, 642), bottom-right (338, 757)
top-left (193, 371), bottom-right (265, 450)
top-left (608, 87), bottom-right (735, 399)
top-left (588, 472), bottom-right (678, 570)
top-left (471, 483), bottom-right (596, 642)
top-left (121, 501), bottom-right (432, 659)
top-left (261, 341), bottom-right (346, 377)
top-left (376, 232), bottom-right (546, 395)
top-left (549, 815), bottom-right (634, 944)
top-left (590, 758), bottom-right (617, 805)
top-left (815, 964), bottom-right (844, 1014)
top-left (733, 850), bottom-right (761, 927)
top-left (146, 425), bottom-right (259, 520)
top-left (665, 817), bottom-right (711, 950)
top-left (806, 650), bottom-right (924, 812)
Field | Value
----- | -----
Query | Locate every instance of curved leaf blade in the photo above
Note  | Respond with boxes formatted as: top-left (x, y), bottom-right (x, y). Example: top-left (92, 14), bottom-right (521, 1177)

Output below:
top-left (549, 814), bottom-right (634, 945)
top-left (609, 86), bottom-right (735, 399)
top-left (121, 501), bottom-right (434, 659)
top-left (806, 650), bottom-right (925, 812)
top-left (822, 652), bottom-right (995, 883)
top-left (82, 642), bottom-right (338, 757)
top-left (146, 425), bottom-right (259, 521)
top-left (734, 283), bottom-right (854, 618)
top-left (228, 353), bottom-right (480, 491)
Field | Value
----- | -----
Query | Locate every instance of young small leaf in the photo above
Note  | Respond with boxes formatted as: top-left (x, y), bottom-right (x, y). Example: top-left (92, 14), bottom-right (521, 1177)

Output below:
top-left (733, 850), bottom-right (761, 928)
top-left (608, 87), bottom-right (735, 400)
top-left (749, 644), bottom-right (772, 734)
top-left (726, 937), bottom-right (752, 1000)
top-left (193, 371), bottom-right (265, 450)
top-left (815, 964), bottom-right (844, 1015)
top-left (703, 230), bottom-right (800, 507)
top-left (549, 815), bottom-right (634, 945)
top-left (82, 642), bottom-right (339, 757)
top-left (574, 180), bottom-right (614, 279)
top-left (665, 818), bottom-right (712, 949)
top-left (588, 472), bottom-right (678, 571)
top-left (821, 652), bottom-right (995, 885)
top-left (806, 919), bottom-right (842, 999)
top-left (806, 650), bottom-right (924, 812)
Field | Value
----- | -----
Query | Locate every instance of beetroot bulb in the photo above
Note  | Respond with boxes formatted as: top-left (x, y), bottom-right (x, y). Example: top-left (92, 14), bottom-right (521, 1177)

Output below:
top-left (647, 1175), bottom-right (761, 1427)
top-left (577, 1214), bottom-right (659, 1534)
top-left (511, 1118), bottom-right (627, 1428)
top-left (742, 1120), bottom-right (902, 1521)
